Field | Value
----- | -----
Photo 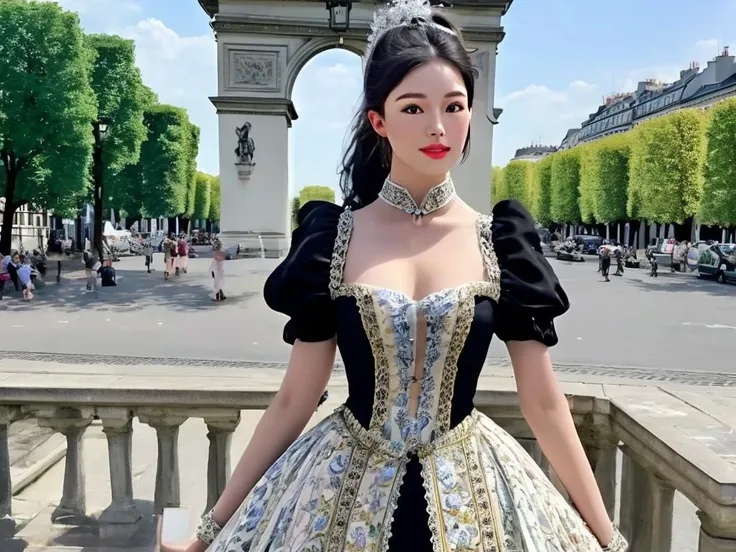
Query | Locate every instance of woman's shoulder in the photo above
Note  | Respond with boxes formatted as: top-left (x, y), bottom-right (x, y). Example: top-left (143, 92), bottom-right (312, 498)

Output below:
top-left (264, 200), bottom-right (344, 344)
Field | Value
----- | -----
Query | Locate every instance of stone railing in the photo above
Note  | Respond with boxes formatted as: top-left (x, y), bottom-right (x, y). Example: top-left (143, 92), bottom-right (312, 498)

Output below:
top-left (0, 380), bottom-right (734, 552)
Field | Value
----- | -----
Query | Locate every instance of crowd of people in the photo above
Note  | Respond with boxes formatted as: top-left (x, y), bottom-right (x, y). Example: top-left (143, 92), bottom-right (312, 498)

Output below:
top-left (0, 250), bottom-right (36, 300)
top-left (2, 230), bottom-right (228, 303)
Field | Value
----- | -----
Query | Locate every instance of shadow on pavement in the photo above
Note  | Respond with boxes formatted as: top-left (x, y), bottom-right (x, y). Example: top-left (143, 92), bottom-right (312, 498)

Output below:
top-left (0, 267), bottom-right (257, 314)
top-left (623, 271), bottom-right (736, 297)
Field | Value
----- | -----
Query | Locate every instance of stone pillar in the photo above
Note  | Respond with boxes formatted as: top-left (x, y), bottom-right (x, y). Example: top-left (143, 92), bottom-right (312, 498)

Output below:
top-left (36, 407), bottom-right (94, 524)
top-left (0, 406), bottom-right (21, 538)
top-left (698, 511), bottom-right (736, 552)
top-left (96, 408), bottom-right (141, 540)
top-left (203, 411), bottom-right (241, 513)
top-left (583, 441), bottom-right (618, 520)
top-left (452, 46), bottom-right (496, 214)
top-left (138, 410), bottom-right (187, 513)
top-left (619, 447), bottom-right (674, 552)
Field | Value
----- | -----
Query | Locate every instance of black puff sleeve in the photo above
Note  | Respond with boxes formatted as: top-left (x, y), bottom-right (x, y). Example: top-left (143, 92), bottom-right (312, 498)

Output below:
top-left (263, 200), bottom-right (342, 345)
top-left (491, 199), bottom-right (570, 346)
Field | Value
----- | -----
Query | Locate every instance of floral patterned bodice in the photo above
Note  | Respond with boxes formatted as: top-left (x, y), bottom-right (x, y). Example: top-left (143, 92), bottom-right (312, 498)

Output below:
top-left (328, 208), bottom-right (501, 454)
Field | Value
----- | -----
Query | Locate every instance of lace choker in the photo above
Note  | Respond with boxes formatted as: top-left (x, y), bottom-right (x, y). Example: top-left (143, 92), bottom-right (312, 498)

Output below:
top-left (378, 177), bottom-right (456, 222)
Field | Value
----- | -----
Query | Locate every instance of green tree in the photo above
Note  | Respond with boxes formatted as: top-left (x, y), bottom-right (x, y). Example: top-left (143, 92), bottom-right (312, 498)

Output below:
top-left (0, 0), bottom-right (97, 252)
top-left (501, 160), bottom-right (534, 210)
top-left (298, 185), bottom-right (335, 205)
top-left (491, 165), bottom-right (505, 205)
top-left (590, 134), bottom-right (630, 223)
top-left (290, 196), bottom-right (302, 230)
top-left (532, 155), bottom-right (554, 226)
top-left (138, 105), bottom-right (191, 218)
top-left (628, 108), bottom-right (706, 224)
top-left (700, 98), bottom-right (736, 227)
top-left (86, 34), bottom-right (147, 257)
top-left (492, 165), bottom-right (507, 204)
top-left (578, 144), bottom-right (597, 225)
top-left (550, 148), bottom-right (581, 224)
top-left (182, 122), bottom-right (201, 225)
top-left (193, 171), bottom-right (212, 222)
top-left (208, 175), bottom-right (220, 222)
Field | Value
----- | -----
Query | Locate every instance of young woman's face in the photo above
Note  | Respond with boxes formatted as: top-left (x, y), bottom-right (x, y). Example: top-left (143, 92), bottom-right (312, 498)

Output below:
top-left (369, 58), bottom-right (471, 179)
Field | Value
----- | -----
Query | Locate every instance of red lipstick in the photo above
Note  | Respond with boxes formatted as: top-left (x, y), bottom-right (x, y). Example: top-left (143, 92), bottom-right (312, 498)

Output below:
top-left (419, 144), bottom-right (450, 160)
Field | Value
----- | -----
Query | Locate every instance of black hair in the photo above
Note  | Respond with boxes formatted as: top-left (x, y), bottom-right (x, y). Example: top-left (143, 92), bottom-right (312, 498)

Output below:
top-left (339, 12), bottom-right (476, 209)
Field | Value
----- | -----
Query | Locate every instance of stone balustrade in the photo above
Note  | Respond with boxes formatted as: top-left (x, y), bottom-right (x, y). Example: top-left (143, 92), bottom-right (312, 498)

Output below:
top-left (0, 375), bottom-right (734, 552)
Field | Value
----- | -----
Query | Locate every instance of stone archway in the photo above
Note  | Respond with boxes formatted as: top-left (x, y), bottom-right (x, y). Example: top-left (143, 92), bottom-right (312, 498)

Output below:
top-left (198, 0), bottom-right (512, 257)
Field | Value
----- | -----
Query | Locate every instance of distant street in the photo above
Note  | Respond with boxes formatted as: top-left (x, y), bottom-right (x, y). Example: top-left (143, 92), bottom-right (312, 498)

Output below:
top-left (2, 252), bottom-right (736, 374)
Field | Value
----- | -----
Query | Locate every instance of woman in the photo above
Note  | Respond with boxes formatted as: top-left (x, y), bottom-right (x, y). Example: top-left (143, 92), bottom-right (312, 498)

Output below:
top-left (170, 1), bottom-right (627, 550)
top-left (163, 233), bottom-right (177, 281)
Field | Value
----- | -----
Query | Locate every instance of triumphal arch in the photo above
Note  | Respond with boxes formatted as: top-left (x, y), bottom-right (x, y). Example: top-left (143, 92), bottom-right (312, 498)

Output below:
top-left (197, 0), bottom-right (513, 256)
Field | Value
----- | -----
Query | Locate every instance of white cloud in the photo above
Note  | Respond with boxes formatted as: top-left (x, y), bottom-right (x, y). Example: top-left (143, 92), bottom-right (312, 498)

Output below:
top-left (504, 84), bottom-right (567, 104)
top-left (38, 0), bottom-right (141, 18)
top-left (569, 80), bottom-right (597, 91)
top-left (113, 19), bottom-right (218, 174)
top-left (312, 62), bottom-right (361, 88)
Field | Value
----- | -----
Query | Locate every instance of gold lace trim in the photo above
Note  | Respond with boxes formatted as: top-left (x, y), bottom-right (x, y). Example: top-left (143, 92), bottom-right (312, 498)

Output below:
top-left (338, 405), bottom-right (481, 458)
top-left (434, 282), bottom-right (482, 435)
top-left (476, 214), bottom-right (501, 302)
top-left (326, 438), bottom-right (371, 552)
top-left (329, 208), bottom-right (353, 298)
top-left (462, 437), bottom-right (504, 551)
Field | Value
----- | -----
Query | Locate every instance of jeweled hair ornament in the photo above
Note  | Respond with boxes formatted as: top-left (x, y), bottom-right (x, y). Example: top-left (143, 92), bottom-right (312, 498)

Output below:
top-left (365, 0), bottom-right (456, 61)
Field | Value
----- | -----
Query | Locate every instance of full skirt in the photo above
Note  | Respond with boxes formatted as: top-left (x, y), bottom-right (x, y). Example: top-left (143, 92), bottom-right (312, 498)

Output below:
top-left (207, 407), bottom-right (604, 552)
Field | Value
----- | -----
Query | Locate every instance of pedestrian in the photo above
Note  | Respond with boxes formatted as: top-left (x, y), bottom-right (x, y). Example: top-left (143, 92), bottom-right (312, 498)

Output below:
top-left (647, 249), bottom-right (658, 277)
top-left (144, 241), bottom-right (154, 274)
top-left (6, 252), bottom-right (21, 292)
top-left (210, 249), bottom-right (226, 301)
top-left (83, 249), bottom-right (97, 292)
top-left (16, 256), bottom-right (35, 300)
top-left (600, 247), bottom-right (611, 282)
top-left (177, 235), bottom-right (188, 275)
top-left (0, 251), bottom-right (11, 300)
top-left (614, 248), bottom-right (624, 276)
top-left (163, 233), bottom-right (177, 281)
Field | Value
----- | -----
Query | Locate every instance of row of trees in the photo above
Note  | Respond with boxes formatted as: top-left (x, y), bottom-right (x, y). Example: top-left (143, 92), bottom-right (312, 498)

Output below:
top-left (0, 0), bottom-right (217, 254)
top-left (493, 98), bottom-right (736, 239)
top-left (193, 171), bottom-right (221, 223)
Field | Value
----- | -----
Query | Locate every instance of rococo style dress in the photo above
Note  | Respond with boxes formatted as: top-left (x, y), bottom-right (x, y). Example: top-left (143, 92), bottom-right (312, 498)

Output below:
top-left (206, 191), bottom-right (613, 551)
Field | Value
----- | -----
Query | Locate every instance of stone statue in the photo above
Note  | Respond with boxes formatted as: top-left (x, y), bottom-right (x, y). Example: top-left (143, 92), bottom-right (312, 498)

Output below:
top-left (235, 122), bottom-right (255, 165)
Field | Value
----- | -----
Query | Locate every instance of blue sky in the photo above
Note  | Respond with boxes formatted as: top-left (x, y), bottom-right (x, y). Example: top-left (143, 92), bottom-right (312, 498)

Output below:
top-left (46, 0), bottom-right (736, 199)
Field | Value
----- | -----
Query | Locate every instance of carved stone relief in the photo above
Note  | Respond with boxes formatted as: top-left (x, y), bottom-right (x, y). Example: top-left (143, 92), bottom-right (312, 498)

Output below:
top-left (225, 45), bottom-right (286, 93)
top-left (234, 53), bottom-right (275, 86)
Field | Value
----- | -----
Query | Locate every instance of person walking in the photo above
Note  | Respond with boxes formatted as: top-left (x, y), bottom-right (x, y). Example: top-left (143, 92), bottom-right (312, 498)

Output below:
top-left (600, 247), bottom-right (612, 282)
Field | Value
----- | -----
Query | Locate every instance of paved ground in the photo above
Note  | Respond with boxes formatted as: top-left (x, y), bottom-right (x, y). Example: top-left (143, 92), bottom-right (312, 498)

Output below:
top-left (2, 252), bottom-right (736, 373)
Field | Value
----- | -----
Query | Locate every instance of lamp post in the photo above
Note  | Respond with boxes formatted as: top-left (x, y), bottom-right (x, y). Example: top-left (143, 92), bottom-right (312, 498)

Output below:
top-left (326, 1), bottom-right (351, 32)
top-left (92, 116), bottom-right (111, 262)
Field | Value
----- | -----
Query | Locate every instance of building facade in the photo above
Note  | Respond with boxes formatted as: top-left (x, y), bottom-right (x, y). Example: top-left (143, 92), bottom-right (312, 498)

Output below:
top-left (560, 47), bottom-right (736, 150)
top-left (511, 144), bottom-right (558, 162)
top-left (0, 201), bottom-right (52, 252)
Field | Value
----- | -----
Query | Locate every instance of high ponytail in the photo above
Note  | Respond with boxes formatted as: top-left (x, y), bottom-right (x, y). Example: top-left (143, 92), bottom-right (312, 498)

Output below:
top-left (338, 11), bottom-right (475, 210)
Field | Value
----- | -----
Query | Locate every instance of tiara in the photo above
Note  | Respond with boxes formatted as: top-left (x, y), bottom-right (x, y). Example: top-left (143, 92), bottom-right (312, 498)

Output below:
top-left (365, 0), bottom-right (455, 60)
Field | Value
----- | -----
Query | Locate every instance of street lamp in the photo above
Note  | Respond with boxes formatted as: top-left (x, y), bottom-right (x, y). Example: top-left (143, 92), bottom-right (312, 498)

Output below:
top-left (326, 1), bottom-right (351, 32)
top-left (92, 116), bottom-right (112, 261)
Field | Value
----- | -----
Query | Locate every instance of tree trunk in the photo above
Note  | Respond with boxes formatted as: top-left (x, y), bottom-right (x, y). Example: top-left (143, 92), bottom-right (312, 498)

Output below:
top-left (0, 159), bottom-right (19, 255)
top-left (93, 143), bottom-right (104, 260)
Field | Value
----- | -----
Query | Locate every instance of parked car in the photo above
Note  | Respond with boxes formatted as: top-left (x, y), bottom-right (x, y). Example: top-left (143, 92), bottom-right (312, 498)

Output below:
top-left (697, 243), bottom-right (736, 284)
top-left (573, 235), bottom-right (603, 255)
